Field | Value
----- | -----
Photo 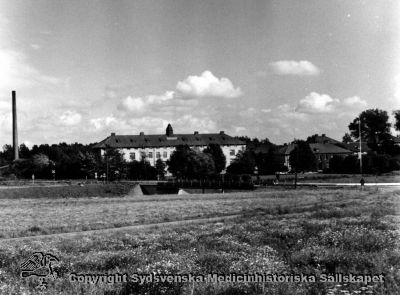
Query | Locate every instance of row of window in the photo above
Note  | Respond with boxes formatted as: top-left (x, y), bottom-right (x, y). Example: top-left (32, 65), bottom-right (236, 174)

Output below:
top-left (129, 146), bottom-right (245, 160)
top-left (130, 151), bottom-right (169, 160)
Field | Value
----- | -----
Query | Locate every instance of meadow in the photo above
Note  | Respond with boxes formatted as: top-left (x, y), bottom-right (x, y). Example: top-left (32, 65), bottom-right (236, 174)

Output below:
top-left (258, 172), bottom-right (400, 184)
top-left (0, 186), bottom-right (399, 294)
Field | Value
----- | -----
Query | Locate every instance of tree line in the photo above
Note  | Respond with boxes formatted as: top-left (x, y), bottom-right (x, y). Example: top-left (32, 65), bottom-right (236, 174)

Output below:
top-left (228, 108), bottom-right (400, 175)
top-left (0, 108), bottom-right (399, 180)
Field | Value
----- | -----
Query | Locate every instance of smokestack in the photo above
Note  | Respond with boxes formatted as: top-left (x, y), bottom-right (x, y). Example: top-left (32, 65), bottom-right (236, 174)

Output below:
top-left (12, 90), bottom-right (19, 160)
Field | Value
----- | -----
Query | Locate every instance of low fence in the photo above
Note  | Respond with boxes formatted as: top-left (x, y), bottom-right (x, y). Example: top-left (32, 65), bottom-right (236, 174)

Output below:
top-left (157, 180), bottom-right (254, 190)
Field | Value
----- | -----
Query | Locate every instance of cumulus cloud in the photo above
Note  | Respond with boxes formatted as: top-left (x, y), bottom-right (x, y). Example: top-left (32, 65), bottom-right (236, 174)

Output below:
top-left (343, 96), bottom-right (367, 107)
top-left (176, 71), bottom-right (243, 98)
top-left (296, 92), bottom-right (339, 113)
top-left (174, 115), bottom-right (217, 132)
top-left (295, 92), bottom-right (367, 114)
top-left (90, 116), bottom-right (117, 130)
top-left (261, 108), bottom-right (272, 113)
top-left (116, 71), bottom-right (241, 119)
top-left (60, 110), bottom-right (82, 126)
top-left (89, 114), bottom-right (215, 135)
top-left (120, 96), bottom-right (146, 113)
top-left (270, 60), bottom-right (320, 76)
top-left (118, 91), bottom-right (175, 113)
top-left (89, 115), bottom-right (170, 134)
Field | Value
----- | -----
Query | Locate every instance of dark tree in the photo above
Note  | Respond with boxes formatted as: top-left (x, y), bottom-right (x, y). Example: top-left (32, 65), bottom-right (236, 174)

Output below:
top-left (127, 159), bottom-right (157, 180)
top-left (394, 110), bottom-right (400, 131)
top-left (79, 151), bottom-right (98, 179)
top-left (342, 133), bottom-right (353, 144)
top-left (260, 138), bottom-right (271, 144)
top-left (203, 143), bottom-right (226, 174)
top-left (155, 159), bottom-right (166, 179)
top-left (10, 159), bottom-right (33, 178)
top-left (329, 155), bottom-right (345, 173)
top-left (227, 150), bottom-right (256, 175)
top-left (32, 153), bottom-right (52, 178)
top-left (255, 148), bottom-right (285, 175)
top-left (19, 143), bottom-right (31, 158)
top-left (1, 144), bottom-right (14, 163)
top-left (2, 142), bottom-right (130, 180)
top-left (368, 154), bottom-right (392, 174)
top-left (348, 109), bottom-right (391, 151)
top-left (289, 141), bottom-right (317, 172)
top-left (98, 146), bottom-right (127, 181)
top-left (379, 138), bottom-right (400, 156)
top-left (187, 152), bottom-right (215, 179)
top-left (167, 145), bottom-right (194, 179)
top-left (167, 145), bottom-right (217, 179)
top-left (342, 155), bottom-right (360, 174)
top-left (234, 136), bottom-right (251, 143)
top-left (233, 136), bottom-right (260, 145)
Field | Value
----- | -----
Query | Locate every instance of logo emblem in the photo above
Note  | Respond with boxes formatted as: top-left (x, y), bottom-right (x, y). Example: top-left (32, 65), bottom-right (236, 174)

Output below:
top-left (20, 252), bottom-right (59, 290)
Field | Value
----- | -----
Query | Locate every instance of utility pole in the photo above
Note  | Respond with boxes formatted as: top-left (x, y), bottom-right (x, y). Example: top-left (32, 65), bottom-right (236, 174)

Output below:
top-left (358, 117), bottom-right (362, 176)
top-left (294, 142), bottom-right (298, 189)
top-left (106, 153), bottom-right (109, 183)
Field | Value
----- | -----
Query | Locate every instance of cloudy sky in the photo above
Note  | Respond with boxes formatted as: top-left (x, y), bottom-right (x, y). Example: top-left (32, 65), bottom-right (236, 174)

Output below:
top-left (1, 0), bottom-right (399, 147)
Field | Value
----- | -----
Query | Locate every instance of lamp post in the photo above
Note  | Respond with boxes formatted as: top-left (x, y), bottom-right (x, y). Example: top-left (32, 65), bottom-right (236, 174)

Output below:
top-left (254, 166), bottom-right (259, 184)
top-left (220, 169), bottom-right (226, 193)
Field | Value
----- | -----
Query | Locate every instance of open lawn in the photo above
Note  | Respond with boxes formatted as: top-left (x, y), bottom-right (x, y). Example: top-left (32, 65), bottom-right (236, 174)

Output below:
top-left (0, 187), bottom-right (399, 294)
top-left (258, 172), bottom-right (400, 184)
top-left (0, 189), bottom-right (353, 239)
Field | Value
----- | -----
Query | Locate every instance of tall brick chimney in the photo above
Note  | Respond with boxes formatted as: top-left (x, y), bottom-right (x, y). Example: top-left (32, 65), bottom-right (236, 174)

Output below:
top-left (12, 90), bottom-right (19, 160)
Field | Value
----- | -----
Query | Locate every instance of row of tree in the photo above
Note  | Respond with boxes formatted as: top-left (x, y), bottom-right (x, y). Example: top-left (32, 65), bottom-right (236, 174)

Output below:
top-left (1, 143), bottom-right (98, 179)
top-left (1, 108), bottom-right (399, 180)
top-left (328, 154), bottom-right (399, 174)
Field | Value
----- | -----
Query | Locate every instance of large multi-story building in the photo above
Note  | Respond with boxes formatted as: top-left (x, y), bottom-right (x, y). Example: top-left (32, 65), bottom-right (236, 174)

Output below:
top-left (93, 124), bottom-right (246, 168)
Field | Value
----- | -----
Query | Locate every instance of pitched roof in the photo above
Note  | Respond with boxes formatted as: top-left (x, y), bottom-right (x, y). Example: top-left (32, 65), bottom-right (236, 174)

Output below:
top-left (278, 143), bottom-right (352, 155)
top-left (93, 132), bottom-right (245, 149)
top-left (309, 143), bottom-right (352, 154)
top-left (307, 134), bottom-right (341, 145)
top-left (342, 142), bottom-right (371, 153)
top-left (247, 141), bottom-right (275, 154)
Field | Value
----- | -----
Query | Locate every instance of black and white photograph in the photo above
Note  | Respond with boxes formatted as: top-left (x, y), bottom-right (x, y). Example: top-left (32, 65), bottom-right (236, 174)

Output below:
top-left (0, 0), bottom-right (400, 294)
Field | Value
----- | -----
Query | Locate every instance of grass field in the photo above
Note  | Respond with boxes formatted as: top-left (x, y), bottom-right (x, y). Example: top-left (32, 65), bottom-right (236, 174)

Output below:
top-left (0, 187), bottom-right (399, 294)
top-left (258, 172), bottom-right (400, 184)
top-left (0, 183), bottom-right (136, 199)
